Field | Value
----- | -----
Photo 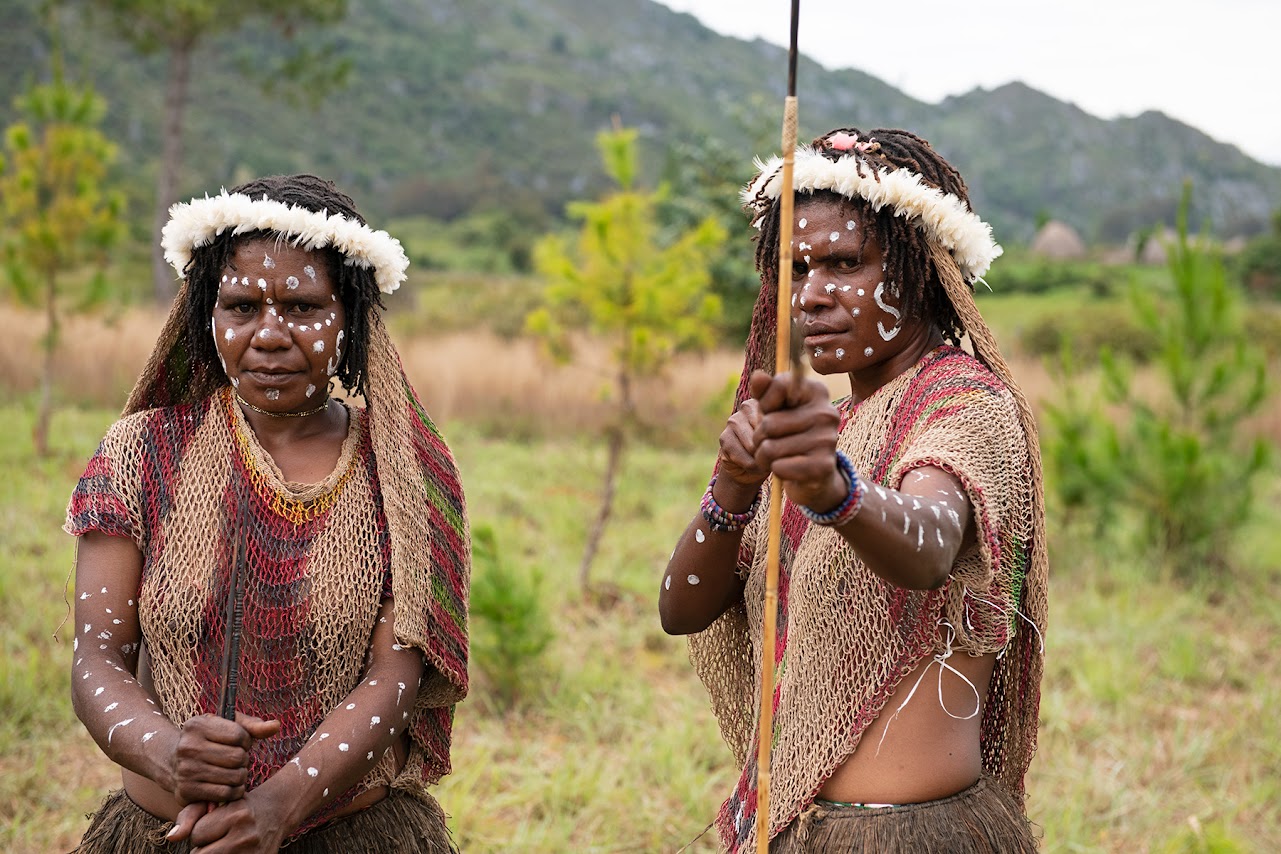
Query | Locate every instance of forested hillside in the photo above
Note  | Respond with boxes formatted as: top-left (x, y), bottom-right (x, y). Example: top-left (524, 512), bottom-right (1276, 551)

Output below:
top-left (2, 0), bottom-right (1277, 241)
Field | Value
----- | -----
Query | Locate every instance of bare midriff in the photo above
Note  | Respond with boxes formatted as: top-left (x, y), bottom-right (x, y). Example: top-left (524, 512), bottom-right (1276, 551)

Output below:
top-left (817, 649), bottom-right (996, 805)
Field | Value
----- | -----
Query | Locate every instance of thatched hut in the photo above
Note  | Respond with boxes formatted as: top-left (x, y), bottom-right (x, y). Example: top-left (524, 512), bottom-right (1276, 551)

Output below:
top-left (1030, 220), bottom-right (1087, 260)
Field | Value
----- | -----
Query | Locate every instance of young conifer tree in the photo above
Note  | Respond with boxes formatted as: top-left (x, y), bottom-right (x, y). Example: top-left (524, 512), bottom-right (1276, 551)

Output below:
top-left (0, 62), bottom-right (123, 457)
top-left (527, 126), bottom-right (725, 591)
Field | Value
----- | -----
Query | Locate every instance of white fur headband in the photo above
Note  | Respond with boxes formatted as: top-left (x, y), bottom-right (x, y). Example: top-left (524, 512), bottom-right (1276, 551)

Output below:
top-left (161, 190), bottom-right (410, 294)
top-left (742, 145), bottom-right (1003, 281)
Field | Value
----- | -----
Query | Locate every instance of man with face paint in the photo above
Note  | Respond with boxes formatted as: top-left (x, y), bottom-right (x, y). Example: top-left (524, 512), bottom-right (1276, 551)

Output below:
top-left (66, 175), bottom-right (469, 853)
top-left (660, 129), bottom-right (1047, 853)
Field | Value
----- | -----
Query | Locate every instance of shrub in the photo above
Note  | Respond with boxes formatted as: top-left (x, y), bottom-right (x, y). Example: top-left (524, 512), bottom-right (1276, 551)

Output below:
top-left (468, 524), bottom-right (555, 713)
top-left (1043, 186), bottom-right (1271, 581)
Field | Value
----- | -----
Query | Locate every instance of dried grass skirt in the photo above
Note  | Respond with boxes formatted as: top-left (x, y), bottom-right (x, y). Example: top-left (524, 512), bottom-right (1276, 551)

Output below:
top-left (72, 788), bottom-right (457, 854)
top-left (770, 777), bottom-right (1039, 853)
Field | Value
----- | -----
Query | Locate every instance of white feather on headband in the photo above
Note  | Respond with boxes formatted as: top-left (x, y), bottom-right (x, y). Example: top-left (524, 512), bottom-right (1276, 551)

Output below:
top-left (742, 147), bottom-right (1003, 281)
top-left (161, 191), bottom-right (410, 295)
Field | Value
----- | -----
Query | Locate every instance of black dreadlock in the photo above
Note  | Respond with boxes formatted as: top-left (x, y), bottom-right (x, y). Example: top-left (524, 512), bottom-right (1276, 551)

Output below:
top-left (749, 128), bottom-right (971, 348)
top-left (178, 174), bottom-right (386, 397)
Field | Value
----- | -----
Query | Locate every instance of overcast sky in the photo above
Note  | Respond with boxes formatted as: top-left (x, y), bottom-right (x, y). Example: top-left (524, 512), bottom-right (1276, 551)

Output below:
top-left (655, 0), bottom-right (1281, 166)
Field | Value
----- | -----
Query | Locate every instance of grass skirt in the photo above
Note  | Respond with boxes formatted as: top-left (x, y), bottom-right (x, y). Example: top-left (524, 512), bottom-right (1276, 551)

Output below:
top-left (770, 777), bottom-right (1040, 853)
top-left (72, 788), bottom-right (457, 853)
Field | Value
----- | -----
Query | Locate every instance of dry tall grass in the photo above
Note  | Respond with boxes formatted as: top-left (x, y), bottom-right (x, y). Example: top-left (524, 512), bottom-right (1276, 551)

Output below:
top-left (4, 301), bottom-right (1277, 447)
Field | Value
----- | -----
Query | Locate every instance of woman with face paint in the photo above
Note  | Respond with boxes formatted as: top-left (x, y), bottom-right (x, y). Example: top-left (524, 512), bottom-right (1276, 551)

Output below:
top-left (660, 129), bottom-right (1047, 853)
top-left (65, 175), bottom-right (469, 853)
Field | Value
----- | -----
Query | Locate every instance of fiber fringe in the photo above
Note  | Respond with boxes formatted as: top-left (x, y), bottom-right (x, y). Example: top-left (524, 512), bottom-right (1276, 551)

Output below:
top-left (73, 789), bottom-right (457, 854)
top-left (773, 778), bottom-right (1040, 853)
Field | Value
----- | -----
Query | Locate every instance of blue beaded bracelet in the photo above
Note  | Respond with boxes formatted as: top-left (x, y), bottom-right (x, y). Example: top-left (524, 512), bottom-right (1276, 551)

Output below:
top-left (798, 451), bottom-right (866, 526)
top-left (700, 476), bottom-right (765, 532)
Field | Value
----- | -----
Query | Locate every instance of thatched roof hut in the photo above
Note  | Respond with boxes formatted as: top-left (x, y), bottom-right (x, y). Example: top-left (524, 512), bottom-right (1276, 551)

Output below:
top-left (1030, 220), bottom-right (1087, 260)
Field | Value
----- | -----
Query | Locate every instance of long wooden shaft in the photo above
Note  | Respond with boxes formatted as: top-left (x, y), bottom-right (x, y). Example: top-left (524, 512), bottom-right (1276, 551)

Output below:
top-left (755, 90), bottom-right (799, 852)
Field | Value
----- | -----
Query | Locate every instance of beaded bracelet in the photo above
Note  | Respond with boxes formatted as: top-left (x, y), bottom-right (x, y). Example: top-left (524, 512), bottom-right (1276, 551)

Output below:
top-left (700, 476), bottom-right (765, 533)
top-left (798, 451), bottom-right (866, 526)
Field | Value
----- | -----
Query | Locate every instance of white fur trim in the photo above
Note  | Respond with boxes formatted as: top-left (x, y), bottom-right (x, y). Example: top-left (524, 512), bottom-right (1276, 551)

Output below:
top-left (742, 148), bottom-right (1003, 281)
top-left (161, 191), bottom-right (410, 294)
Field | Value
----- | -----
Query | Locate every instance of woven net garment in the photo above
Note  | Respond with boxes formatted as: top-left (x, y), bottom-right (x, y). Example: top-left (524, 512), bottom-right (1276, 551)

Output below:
top-left (688, 342), bottom-right (1046, 853)
top-left (66, 284), bottom-right (469, 834)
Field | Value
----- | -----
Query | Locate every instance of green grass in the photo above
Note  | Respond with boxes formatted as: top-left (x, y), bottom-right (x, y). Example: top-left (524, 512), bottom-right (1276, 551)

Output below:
top-left (2, 402), bottom-right (1279, 852)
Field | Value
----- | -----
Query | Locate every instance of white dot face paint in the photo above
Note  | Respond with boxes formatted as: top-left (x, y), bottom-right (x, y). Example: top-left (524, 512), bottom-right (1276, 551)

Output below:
top-left (143, 731), bottom-right (156, 742)
top-left (664, 575), bottom-right (671, 590)
top-left (824, 284), bottom-right (836, 294)
top-left (339, 743), bottom-right (349, 752)
top-left (846, 220), bottom-right (856, 230)
top-left (371, 716), bottom-right (381, 727)
top-left (224, 329), bottom-right (235, 342)
top-left (313, 340), bottom-right (325, 354)
top-left (835, 348), bottom-right (845, 359)
top-left (305, 384), bottom-right (317, 398)
top-left (304, 265), bottom-right (316, 280)
top-left (104, 702), bottom-right (118, 713)
top-left (829, 231), bottom-right (840, 242)
top-left (263, 254), bottom-right (275, 269)
top-left (799, 218), bottom-right (807, 228)
top-left (367, 751), bottom-right (374, 760)
top-left (286, 275), bottom-right (299, 289)
top-left (687, 575), bottom-right (701, 585)
top-left (307, 767), bottom-right (319, 778)
top-left (257, 278), bottom-right (267, 290)
top-left (265, 389), bottom-right (280, 401)
top-left (864, 347), bottom-right (874, 357)
top-left (814, 347), bottom-right (824, 357)
top-left (94, 687), bottom-right (104, 696)
top-left (694, 529), bottom-right (705, 544)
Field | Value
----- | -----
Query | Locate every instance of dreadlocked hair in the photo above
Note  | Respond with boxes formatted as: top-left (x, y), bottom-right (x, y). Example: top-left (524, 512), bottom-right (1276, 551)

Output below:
top-left (178, 174), bottom-right (386, 397)
top-left (739, 128), bottom-right (971, 404)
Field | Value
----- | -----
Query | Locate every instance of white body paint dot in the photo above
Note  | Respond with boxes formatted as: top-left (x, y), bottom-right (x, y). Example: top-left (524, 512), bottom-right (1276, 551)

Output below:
top-left (306, 384), bottom-right (316, 398)
top-left (694, 529), bottom-right (705, 543)
top-left (265, 389), bottom-right (280, 401)
top-left (339, 742), bottom-right (349, 752)
top-left (664, 575), bottom-right (671, 590)
top-left (224, 329), bottom-right (235, 342)
top-left (257, 278), bottom-right (267, 290)
top-left (835, 348), bottom-right (845, 359)
top-left (829, 231), bottom-right (840, 242)
top-left (799, 218), bottom-right (807, 228)
top-left (846, 220), bottom-right (856, 230)
top-left (286, 275), bottom-right (299, 289)
top-left (307, 767), bottom-right (319, 777)
top-left (313, 340), bottom-right (325, 353)
top-left (304, 265), bottom-right (316, 280)
top-left (687, 575), bottom-right (701, 585)
top-left (864, 347), bottom-right (874, 356)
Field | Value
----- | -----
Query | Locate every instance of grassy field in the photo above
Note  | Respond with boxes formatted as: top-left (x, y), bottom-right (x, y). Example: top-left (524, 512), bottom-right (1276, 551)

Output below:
top-left (2, 399), bottom-right (1279, 852)
top-left (2, 284), bottom-right (1280, 851)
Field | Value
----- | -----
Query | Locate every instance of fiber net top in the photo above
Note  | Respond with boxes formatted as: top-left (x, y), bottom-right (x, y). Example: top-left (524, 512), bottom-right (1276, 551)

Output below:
top-left (688, 346), bottom-right (1046, 853)
top-left (67, 387), bottom-right (469, 830)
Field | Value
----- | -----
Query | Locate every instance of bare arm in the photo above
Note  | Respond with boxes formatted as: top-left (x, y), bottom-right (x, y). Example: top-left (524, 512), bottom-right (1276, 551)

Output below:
top-left (71, 532), bottom-right (275, 805)
top-left (748, 370), bottom-right (974, 590)
top-left (177, 597), bottom-right (427, 853)
top-left (659, 399), bottom-right (769, 635)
